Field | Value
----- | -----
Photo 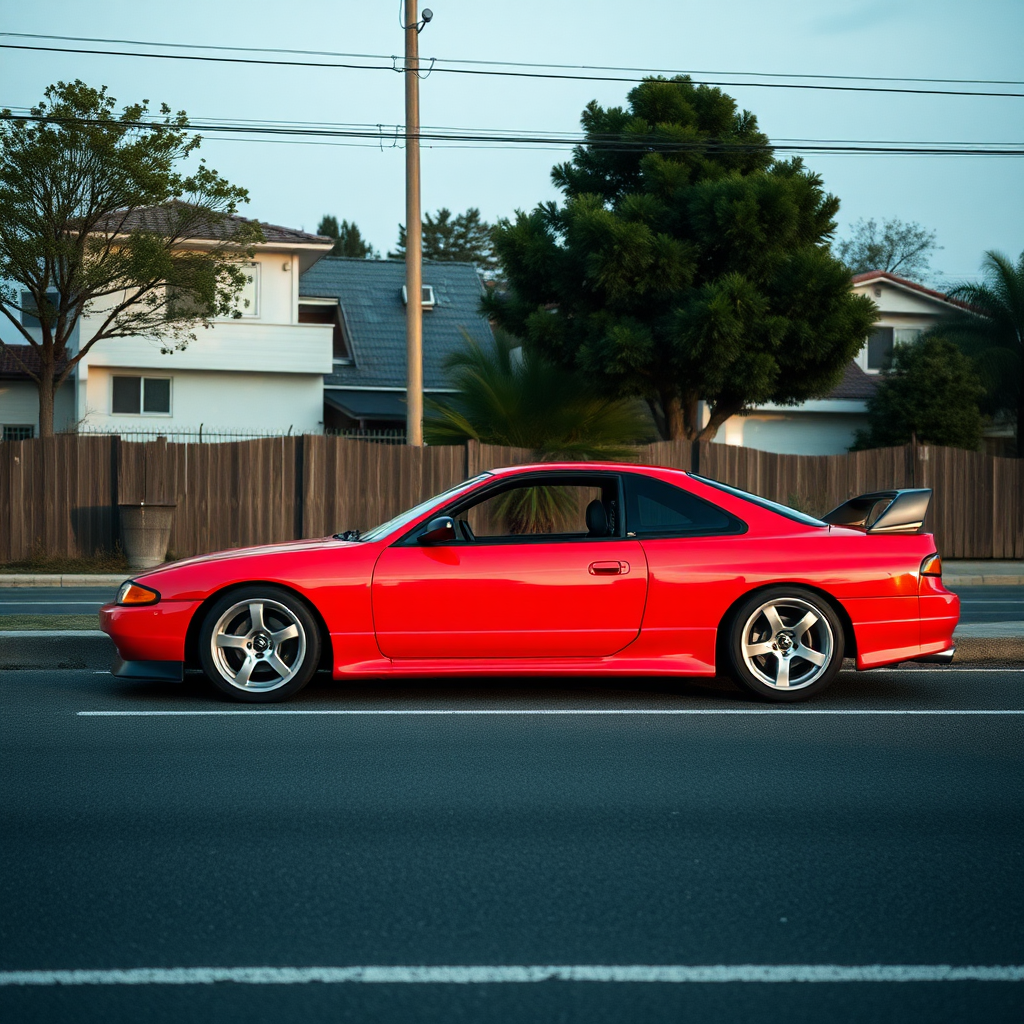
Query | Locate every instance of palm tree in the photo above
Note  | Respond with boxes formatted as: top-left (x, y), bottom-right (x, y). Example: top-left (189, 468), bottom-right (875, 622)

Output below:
top-left (425, 330), bottom-right (652, 531)
top-left (932, 250), bottom-right (1023, 456)
top-left (424, 330), bottom-right (652, 458)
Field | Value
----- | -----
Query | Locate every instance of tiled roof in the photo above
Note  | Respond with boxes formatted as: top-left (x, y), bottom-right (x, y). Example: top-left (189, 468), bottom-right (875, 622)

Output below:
top-left (851, 270), bottom-right (965, 308)
top-left (825, 360), bottom-right (879, 400)
top-left (0, 344), bottom-right (67, 380)
top-left (300, 257), bottom-right (493, 390)
top-left (92, 202), bottom-right (332, 246)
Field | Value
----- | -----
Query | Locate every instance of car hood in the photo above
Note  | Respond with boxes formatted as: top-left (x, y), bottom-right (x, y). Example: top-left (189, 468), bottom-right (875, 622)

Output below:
top-left (135, 537), bottom-right (359, 580)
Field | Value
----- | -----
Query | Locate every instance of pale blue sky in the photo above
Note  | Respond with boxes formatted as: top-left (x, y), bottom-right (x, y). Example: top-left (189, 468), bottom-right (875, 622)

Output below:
top-left (1, 0), bottom-right (1021, 285)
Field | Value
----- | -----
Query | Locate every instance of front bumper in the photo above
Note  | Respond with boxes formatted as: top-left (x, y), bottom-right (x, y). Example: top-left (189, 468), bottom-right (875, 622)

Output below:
top-left (100, 600), bottom-right (200, 662)
top-left (111, 655), bottom-right (184, 683)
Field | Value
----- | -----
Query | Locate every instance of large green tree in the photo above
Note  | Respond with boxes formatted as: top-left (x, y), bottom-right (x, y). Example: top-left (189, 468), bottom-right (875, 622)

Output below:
top-left (852, 336), bottom-right (983, 451)
top-left (930, 250), bottom-right (1023, 456)
top-left (390, 207), bottom-right (498, 276)
top-left (317, 215), bottom-right (379, 259)
top-left (0, 81), bottom-right (259, 437)
top-left (485, 76), bottom-right (878, 440)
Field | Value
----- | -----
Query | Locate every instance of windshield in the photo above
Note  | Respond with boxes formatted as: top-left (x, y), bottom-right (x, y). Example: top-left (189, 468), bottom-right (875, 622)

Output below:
top-left (691, 474), bottom-right (827, 527)
top-left (357, 473), bottom-right (492, 543)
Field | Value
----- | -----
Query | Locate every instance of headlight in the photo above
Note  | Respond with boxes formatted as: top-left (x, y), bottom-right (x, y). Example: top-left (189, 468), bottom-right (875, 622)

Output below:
top-left (117, 581), bottom-right (160, 605)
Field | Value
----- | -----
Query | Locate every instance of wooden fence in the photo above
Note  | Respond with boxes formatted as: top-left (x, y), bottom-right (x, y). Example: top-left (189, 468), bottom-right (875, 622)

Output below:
top-left (1, 435), bottom-right (1021, 562)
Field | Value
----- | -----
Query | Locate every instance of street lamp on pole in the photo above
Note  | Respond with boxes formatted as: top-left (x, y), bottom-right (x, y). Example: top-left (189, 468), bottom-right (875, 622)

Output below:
top-left (403, 2), bottom-right (432, 446)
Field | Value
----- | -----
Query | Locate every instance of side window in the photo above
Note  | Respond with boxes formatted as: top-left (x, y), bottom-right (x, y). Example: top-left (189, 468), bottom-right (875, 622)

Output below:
top-left (624, 474), bottom-right (743, 537)
top-left (449, 477), bottom-right (620, 542)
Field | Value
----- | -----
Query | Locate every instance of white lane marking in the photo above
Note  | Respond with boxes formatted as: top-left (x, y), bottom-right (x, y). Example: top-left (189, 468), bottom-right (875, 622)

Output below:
top-left (3, 963), bottom-right (1023, 986)
top-left (76, 709), bottom-right (1024, 717)
top-left (1, 964), bottom-right (1022, 986)
top-left (0, 601), bottom-right (102, 607)
top-left (867, 668), bottom-right (1023, 674)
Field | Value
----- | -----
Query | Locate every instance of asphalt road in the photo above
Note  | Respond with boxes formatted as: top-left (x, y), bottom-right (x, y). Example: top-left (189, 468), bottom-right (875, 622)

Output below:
top-left (946, 584), bottom-right (1024, 624)
top-left (0, 586), bottom-right (119, 616)
top-left (2, 583), bottom-right (1022, 623)
top-left (1, 667), bottom-right (1021, 1023)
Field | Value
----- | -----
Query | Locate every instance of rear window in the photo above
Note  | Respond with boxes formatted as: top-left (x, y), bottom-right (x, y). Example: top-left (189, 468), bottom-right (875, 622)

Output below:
top-left (692, 475), bottom-right (826, 527)
top-left (624, 474), bottom-right (745, 537)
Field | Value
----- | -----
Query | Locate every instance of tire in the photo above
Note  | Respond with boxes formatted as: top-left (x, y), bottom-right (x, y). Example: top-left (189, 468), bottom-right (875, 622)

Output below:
top-left (198, 585), bottom-right (321, 703)
top-left (725, 587), bottom-right (844, 703)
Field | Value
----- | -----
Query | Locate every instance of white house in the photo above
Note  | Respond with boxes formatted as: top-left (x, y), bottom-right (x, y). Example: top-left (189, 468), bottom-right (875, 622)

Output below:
top-left (0, 211), bottom-right (334, 439)
top-left (707, 271), bottom-right (966, 455)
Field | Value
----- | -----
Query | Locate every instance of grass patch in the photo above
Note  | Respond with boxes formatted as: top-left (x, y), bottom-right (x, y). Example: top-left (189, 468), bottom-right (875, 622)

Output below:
top-left (0, 614), bottom-right (101, 631)
top-left (0, 550), bottom-right (129, 575)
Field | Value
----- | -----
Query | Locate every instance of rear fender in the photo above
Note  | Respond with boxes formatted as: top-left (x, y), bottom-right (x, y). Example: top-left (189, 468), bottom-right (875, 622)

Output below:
top-left (715, 582), bottom-right (857, 667)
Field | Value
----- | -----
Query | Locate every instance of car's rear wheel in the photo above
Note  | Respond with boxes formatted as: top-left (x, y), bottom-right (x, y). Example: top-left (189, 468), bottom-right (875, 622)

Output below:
top-left (725, 587), bottom-right (844, 702)
top-left (199, 586), bottom-right (320, 703)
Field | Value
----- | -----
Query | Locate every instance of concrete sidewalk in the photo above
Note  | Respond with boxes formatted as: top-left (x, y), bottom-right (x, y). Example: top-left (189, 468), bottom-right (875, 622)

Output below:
top-left (0, 574), bottom-right (128, 587)
top-left (944, 561), bottom-right (1024, 586)
top-left (1, 560), bottom-right (1022, 589)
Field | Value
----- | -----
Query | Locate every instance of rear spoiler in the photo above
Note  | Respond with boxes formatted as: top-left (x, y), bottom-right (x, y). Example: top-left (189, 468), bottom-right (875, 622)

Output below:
top-left (822, 489), bottom-right (931, 534)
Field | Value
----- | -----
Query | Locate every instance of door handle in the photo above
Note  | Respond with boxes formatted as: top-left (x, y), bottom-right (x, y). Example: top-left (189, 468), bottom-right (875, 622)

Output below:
top-left (589, 560), bottom-right (629, 575)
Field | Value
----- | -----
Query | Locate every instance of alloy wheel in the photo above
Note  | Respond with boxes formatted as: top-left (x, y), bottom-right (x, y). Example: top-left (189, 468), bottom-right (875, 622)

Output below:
top-left (739, 596), bottom-right (835, 691)
top-left (208, 598), bottom-right (307, 693)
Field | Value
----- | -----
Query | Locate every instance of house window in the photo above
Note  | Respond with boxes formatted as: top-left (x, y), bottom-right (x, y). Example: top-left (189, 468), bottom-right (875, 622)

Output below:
top-left (3, 425), bottom-right (34, 441)
top-left (20, 291), bottom-right (59, 329)
top-left (299, 300), bottom-right (352, 363)
top-left (217, 263), bottom-right (260, 318)
top-left (867, 327), bottom-right (894, 371)
top-left (401, 284), bottom-right (436, 308)
top-left (111, 376), bottom-right (172, 415)
top-left (895, 328), bottom-right (922, 347)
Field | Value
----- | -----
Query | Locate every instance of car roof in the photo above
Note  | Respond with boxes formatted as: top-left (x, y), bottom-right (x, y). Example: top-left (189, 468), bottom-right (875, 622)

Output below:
top-left (486, 462), bottom-right (688, 477)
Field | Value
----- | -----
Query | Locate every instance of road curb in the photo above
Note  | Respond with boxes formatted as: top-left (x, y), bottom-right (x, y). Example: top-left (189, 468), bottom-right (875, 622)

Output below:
top-left (0, 574), bottom-right (128, 588)
top-left (945, 575), bottom-right (1024, 587)
top-left (0, 630), bottom-right (1020, 672)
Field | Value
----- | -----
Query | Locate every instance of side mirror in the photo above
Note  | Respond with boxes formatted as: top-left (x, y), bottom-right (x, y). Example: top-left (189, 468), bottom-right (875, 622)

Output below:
top-left (419, 516), bottom-right (456, 545)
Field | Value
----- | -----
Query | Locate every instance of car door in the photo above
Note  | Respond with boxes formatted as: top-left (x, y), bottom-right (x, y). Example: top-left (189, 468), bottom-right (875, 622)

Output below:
top-left (371, 474), bottom-right (648, 659)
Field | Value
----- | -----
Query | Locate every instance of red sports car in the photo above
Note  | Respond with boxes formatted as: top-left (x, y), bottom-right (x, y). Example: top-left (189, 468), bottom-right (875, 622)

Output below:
top-left (100, 463), bottom-right (959, 704)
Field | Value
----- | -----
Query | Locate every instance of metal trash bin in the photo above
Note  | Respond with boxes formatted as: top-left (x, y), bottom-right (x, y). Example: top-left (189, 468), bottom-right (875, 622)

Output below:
top-left (118, 503), bottom-right (176, 570)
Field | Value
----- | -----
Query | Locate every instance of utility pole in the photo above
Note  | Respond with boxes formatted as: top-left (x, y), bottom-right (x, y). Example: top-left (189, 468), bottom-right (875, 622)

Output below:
top-left (403, 2), bottom-right (431, 446)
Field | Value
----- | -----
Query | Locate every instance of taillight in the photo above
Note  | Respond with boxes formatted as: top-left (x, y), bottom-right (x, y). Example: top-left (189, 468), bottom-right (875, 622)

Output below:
top-left (117, 581), bottom-right (160, 605)
top-left (920, 554), bottom-right (942, 577)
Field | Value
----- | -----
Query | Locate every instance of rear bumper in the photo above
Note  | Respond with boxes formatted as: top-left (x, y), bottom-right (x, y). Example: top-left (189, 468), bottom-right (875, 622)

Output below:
top-left (111, 655), bottom-right (184, 683)
top-left (911, 645), bottom-right (956, 666)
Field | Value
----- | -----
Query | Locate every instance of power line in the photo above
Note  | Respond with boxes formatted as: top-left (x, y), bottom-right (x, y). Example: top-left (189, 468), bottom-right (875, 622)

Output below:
top-left (4, 103), bottom-right (1021, 149)
top-left (3, 112), bottom-right (1023, 156)
top-left (6, 103), bottom-right (1020, 149)
top-left (3, 32), bottom-right (1022, 88)
top-left (2, 41), bottom-right (1023, 99)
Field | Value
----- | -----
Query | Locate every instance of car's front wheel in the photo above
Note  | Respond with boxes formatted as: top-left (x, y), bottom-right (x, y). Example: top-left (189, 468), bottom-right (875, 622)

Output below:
top-left (199, 586), bottom-right (320, 703)
top-left (725, 587), bottom-right (844, 702)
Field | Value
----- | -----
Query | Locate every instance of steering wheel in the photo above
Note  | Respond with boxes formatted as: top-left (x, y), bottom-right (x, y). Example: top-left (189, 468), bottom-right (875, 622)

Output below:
top-left (458, 519), bottom-right (476, 542)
